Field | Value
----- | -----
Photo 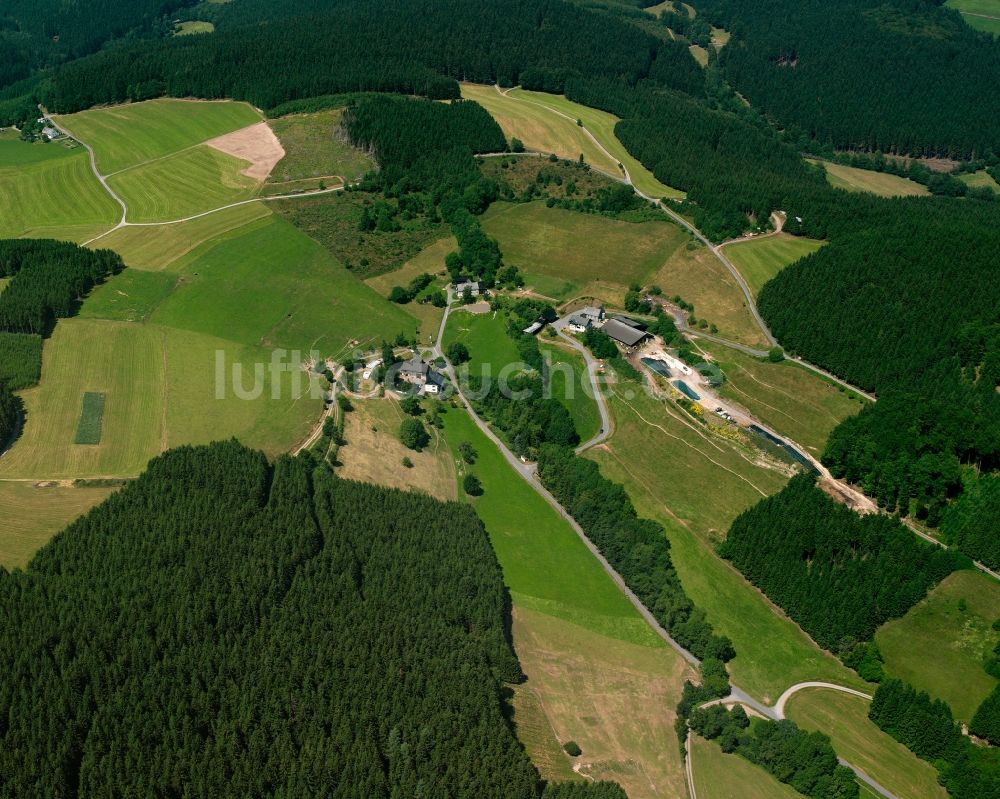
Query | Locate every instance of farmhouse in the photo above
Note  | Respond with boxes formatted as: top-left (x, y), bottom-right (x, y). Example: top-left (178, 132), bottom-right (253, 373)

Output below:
top-left (579, 305), bottom-right (605, 324)
top-left (566, 314), bottom-right (592, 333)
top-left (42, 126), bottom-right (61, 141)
top-left (398, 356), bottom-right (446, 395)
top-left (602, 318), bottom-right (649, 349)
top-left (454, 278), bottom-right (480, 297)
top-left (398, 356), bottom-right (429, 384)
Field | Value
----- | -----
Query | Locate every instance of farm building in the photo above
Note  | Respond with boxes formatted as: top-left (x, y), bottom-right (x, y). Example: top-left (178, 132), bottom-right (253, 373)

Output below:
top-left (566, 314), bottom-right (592, 333)
top-left (453, 278), bottom-right (480, 297)
top-left (398, 356), bottom-right (429, 384)
top-left (611, 314), bottom-right (647, 331)
top-left (523, 321), bottom-right (544, 335)
top-left (578, 305), bottom-right (605, 324)
top-left (602, 318), bottom-right (649, 349)
top-left (42, 127), bottom-right (61, 141)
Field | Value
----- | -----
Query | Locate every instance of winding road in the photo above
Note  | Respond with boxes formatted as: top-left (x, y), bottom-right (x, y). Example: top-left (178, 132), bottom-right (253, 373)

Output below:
top-left (433, 294), bottom-right (897, 799)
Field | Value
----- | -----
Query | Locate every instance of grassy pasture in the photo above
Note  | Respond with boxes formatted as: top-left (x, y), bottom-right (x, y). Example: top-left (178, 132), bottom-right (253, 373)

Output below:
top-left (690, 735), bottom-right (802, 799)
top-left (150, 214), bottom-right (417, 354)
top-left (811, 159), bottom-right (929, 197)
top-left (947, 0), bottom-right (1000, 34)
top-left (96, 202), bottom-right (271, 270)
top-left (655, 238), bottom-right (770, 348)
top-left (698, 341), bottom-right (864, 456)
top-left (541, 340), bottom-right (602, 443)
top-left (960, 169), bottom-right (1000, 190)
top-left (460, 84), bottom-right (619, 175)
top-left (0, 145), bottom-right (118, 241)
top-left (0, 320), bottom-right (165, 479)
top-left (722, 233), bottom-right (825, 297)
top-left (80, 269), bottom-right (177, 322)
top-left (508, 89), bottom-right (685, 200)
top-left (73, 392), bottom-right (107, 445)
top-left (439, 406), bottom-right (692, 798)
top-left (786, 690), bottom-right (948, 799)
top-left (338, 398), bottom-right (456, 501)
top-left (174, 20), bottom-right (215, 35)
top-left (57, 99), bottom-right (261, 174)
top-left (481, 201), bottom-right (685, 301)
top-left (589, 387), bottom-right (868, 701)
top-left (109, 145), bottom-right (259, 223)
top-left (440, 406), bottom-right (660, 644)
top-left (445, 310), bottom-right (524, 384)
top-left (511, 607), bottom-right (690, 798)
top-left (268, 109), bottom-right (373, 184)
top-left (0, 482), bottom-right (116, 570)
top-left (876, 569), bottom-right (1000, 721)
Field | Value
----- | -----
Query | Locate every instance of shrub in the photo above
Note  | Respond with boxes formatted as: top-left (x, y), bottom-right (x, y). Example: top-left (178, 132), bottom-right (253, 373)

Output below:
top-left (563, 741), bottom-right (582, 757)
top-left (400, 418), bottom-right (430, 450)
top-left (463, 473), bottom-right (483, 496)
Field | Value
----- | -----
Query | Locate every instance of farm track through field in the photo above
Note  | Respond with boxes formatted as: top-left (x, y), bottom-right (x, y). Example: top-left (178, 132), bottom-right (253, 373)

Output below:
top-left (47, 110), bottom-right (350, 247)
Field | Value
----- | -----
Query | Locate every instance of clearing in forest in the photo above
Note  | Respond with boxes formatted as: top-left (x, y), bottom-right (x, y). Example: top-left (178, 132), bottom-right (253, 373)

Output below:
top-left (812, 159), bottom-right (929, 197)
top-left (876, 569), bottom-right (1000, 721)
top-left (690, 735), bottom-right (802, 799)
top-left (267, 108), bottom-right (374, 188)
top-left (460, 83), bottom-right (618, 174)
top-left (722, 233), bottom-right (825, 297)
top-left (946, 0), bottom-right (1000, 34)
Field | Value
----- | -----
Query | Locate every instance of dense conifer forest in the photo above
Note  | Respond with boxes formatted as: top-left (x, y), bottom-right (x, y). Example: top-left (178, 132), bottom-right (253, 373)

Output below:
top-left (0, 440), bottom-right (627, 798)
top-left (6, 0), bottom-right (702, 122)
top-left (693, 0), bottom-right (1000, 157)
top-left (720, 475), bottom-right (959, 656)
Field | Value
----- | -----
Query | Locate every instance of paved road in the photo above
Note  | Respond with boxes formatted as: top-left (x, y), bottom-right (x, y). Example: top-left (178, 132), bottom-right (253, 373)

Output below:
top-left (550, 317), bottom-right (612, 452)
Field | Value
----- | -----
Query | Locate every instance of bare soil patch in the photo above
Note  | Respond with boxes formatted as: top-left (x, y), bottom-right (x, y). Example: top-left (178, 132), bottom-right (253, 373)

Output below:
top-left (206, 122), bottom-right (285, 181)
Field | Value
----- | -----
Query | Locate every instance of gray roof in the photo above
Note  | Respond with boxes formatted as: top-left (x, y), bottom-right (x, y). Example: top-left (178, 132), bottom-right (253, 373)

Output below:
top-left (580, 305), bottom-right (604, 319)
top-left (612, 314), bottom-right (646, 331)
top-left (567, 314), bottom-right (591, 328)
top-left (399, 356), bottom-right (428, 376)
top-left (602, 318), bottom-right (649, 347)
top-left (426, 369), bottom-right (446, 387)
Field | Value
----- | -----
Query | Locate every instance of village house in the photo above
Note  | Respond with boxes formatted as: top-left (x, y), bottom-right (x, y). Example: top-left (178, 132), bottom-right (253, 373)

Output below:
top-left (453, 278), bottom-right (480, 297)
top-left (578, 305), bottom-right (605, 325)
top-left (565, 314), bottom-right (592, 333)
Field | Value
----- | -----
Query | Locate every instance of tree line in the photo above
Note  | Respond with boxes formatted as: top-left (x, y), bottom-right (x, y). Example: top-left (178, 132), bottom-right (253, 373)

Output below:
top-left (720, 474), bottom-right (960, 671)
top-left (689, 705), bottom-right (858, 799)
top-left (6, 0), bottom-right (703, 123)
top-left (869, 679), bottom-right (1000, 799)
top-left (0, 440), bottom-right (625, 798)
top-left (0, 239), bottom-right (124, 400)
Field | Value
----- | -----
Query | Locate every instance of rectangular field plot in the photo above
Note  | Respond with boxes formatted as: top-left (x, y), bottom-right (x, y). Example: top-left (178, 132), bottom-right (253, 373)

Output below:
top-left (73, 392), bottom-right (107, 445)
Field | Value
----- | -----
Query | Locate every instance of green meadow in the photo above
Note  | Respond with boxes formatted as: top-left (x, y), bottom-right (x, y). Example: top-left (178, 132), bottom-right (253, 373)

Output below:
top-left (481, 201), bottom-right (685, 300)
top-left (786, 690), bottom-right (947, 799)
top-left (723, 233), bottom-right (825, 297)
top-left (876, 569), bottom-right (1000, 721)
top-left (109, 145), bottom-right (258, 223)
top-left (0, 140), bottom-right (118, 241)
top-left (588, 387), bottom-right (866, 702)
top-left (57, 98), bottom-right (261, 173)
top-left (268, 108), bottom-right (374, 185)
top-left (540, 340), bottom-right (602, 443)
